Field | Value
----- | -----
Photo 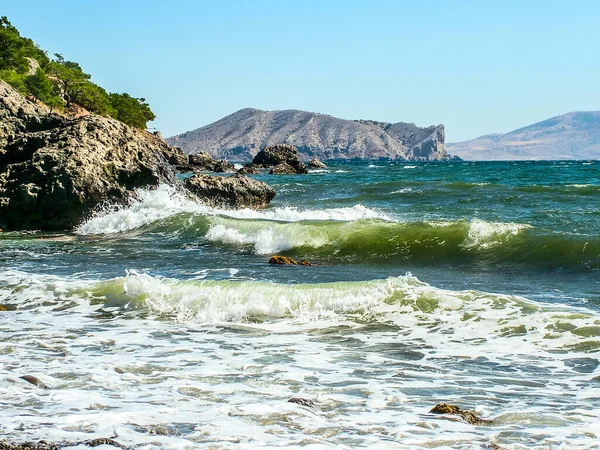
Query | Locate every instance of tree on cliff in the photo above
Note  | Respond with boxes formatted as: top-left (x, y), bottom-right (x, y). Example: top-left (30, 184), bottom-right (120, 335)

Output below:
top-left (0, 17), bottom-right (156, 129)
top-left (24, 68), bottom-right (54, 103)
top-left (109, 93), bottom-right (156, 129)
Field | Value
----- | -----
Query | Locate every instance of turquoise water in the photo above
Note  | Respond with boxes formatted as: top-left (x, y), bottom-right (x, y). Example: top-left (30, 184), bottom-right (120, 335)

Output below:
top-left (1, 161), bottom-right (599, 449)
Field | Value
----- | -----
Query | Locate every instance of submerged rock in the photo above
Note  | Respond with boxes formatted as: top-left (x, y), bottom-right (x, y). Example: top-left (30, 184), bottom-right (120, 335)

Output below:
top-left (19, 375), bottom-right (49, 389)
top-left (288, 397), bottom-right (315, 408)
top-left (184, 173), bottom-right (275, 209)
top-left (308, 158), bottom-right (327, 169)
top-left (429, 403), bottom-right (493, 426)
top-left (0, 81), bottom-right (178, 231)
top-left (268, 255), bottom-right (312, 266)
top-left (0, 438), bottom-right (128, 449)
top-left (252, 144), bottom-right (307, 174)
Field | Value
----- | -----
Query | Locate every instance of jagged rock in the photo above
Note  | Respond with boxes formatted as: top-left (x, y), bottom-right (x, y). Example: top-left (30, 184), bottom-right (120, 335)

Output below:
top-left (184, 173), bottom-right (275, 209)
top-left (268, 255), bottom-right (312, 266)
top-left (213, 160), bottom-right (235, 173)
top-left (253, 144), bottom-right (307, 174)
top-left (308, 158), bottom-right (327, 169)
top-left (161, 144), bottom-right (187, 167)
top-left (0, 80), bottom-right (179, 231)
top-left (188, 151), bottom-right (217, 170)
top-left (269, 163), bottom-right (298, 175)
top-left (429, 403), bottom-right (493, 426)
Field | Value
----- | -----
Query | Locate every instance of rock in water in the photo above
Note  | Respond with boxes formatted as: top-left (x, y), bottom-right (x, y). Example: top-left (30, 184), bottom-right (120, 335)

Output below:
top-left (237, 164), bottom-right (260, 175)
top-left (213, 160), bottom-right (235, 173)
top-left (429, 403), bottom-right (493, 426)
top-left (268, 255), bottom-right (312, 266)
top-left (252, 144), bottom-right (308, 174)
top-left (184, 173), bottom-right (275, 209)
top-left (0, 81), bottom-right (178, 231)
top-left (288, 397), bottom-right (315, 407)
top-left (269, 163), bottom-right (298, 175)
top-left (308, 158), bottom-right (327, 168)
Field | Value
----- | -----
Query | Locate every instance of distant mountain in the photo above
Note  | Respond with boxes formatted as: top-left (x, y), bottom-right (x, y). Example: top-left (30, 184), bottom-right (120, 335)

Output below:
top-left (447, 111), bottom-right (600, 160)
top-left (167, 108), bottom-right (447, 161)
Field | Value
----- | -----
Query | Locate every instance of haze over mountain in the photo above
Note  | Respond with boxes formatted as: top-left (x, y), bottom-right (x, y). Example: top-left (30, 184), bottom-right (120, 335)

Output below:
top-left (167, 108), bottom-right (447, 161)
top-left (448, 111), bottom-right (600, 160)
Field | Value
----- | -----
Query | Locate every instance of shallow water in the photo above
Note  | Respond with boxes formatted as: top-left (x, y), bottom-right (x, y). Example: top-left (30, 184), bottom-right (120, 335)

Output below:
top-left (1, 161), bottom-right (600, 449)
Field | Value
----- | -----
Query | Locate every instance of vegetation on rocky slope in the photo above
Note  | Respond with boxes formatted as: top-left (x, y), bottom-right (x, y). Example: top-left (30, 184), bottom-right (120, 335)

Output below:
top-left (0, 16), bottom-right (155, 129)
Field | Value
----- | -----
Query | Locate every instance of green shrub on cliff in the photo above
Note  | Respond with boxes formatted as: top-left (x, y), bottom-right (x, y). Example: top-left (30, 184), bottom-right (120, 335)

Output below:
top-left (109, 93), bottom-right (156, 129)
top-left (0, 16), bottom-right (155, 129)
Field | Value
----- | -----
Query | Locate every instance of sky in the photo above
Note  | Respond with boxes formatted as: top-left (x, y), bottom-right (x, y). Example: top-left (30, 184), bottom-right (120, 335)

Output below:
top-left (3, 0), bottom-right (599, 142)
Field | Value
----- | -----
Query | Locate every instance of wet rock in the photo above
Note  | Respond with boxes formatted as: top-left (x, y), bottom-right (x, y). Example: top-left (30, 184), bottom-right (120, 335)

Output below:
top-left (0, 438), bottom-right (129, 449)
top-left (268, 255), bottom-right (312, 266)
top-left (184, 173), bottom-right (275, 209)
top-left (429, 403), bottom-right (493, 426)
top-left (308, 158), bottom-right (327, 169)
top-left (252, 144), bottom-right (307, 174)
top-left (288, 397), bottom-right (315, 408)
top-left (213, 160), bottom-right (235, 173)
top-left (269, 163), bottom-right (298, 175)
top-left (0, 80), bottom-right (179, 231)
top-left (19, 375), bottom-right (49, 389)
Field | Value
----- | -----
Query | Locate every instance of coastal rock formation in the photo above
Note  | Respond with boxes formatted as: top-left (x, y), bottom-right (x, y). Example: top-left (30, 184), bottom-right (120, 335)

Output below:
top-left (253, 144), bottom-right (308, 174)
top-left (308, 158), bottom-right (327, 168)
top-left (184, 173), bottom-right (275, 209)
top-left (167, 108), bottom-right (448, 161)
top-left (447, 111), bottom-right (600, 160)
top-left (188, 151), bottom-right (218, 170)
top-left (0, 80), bottom-right (178, 231)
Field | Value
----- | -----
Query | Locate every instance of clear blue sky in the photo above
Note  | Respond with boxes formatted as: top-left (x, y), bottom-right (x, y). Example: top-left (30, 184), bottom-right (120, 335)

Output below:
top-left (4, 0), bottom-right (599, 141)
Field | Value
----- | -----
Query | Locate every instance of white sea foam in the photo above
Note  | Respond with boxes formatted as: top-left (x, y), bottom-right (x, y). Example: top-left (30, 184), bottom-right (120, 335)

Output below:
top-left (462, 218), bottom-right (531, 250)
top-left (1, 269), bottom-right (599, 449)
top-left (76, 185), bottom-right (392, 235)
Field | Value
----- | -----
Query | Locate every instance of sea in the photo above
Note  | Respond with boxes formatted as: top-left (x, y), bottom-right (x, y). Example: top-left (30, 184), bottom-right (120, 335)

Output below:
top-left (1, 160), bottom-right (599, 449)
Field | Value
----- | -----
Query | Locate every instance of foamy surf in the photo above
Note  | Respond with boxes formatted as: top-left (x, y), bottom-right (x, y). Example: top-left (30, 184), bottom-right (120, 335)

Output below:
top-left (2, 269), bottom-right (600, 449)
top-left (76, 185), bottom-right (392, 235)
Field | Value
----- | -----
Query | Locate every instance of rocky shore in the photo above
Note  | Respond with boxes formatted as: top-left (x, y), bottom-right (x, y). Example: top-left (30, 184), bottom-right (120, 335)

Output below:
top-left (0, 81), bottom-right (277, 231)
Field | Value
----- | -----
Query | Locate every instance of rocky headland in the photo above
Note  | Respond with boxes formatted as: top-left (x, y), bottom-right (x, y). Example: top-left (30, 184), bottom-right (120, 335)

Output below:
top-left (0, 81), bottom-right (275, 231)
top-left (166, 108), bottom-right (448, 161)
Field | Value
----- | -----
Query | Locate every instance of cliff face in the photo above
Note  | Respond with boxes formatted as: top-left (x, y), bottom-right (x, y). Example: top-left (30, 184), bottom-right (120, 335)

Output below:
top-left (0, 80), bottom-right (182, 230)
top-left (167, 108), bottom-right (447, 161)
top-left (447, 112), bottom-right (600, 160)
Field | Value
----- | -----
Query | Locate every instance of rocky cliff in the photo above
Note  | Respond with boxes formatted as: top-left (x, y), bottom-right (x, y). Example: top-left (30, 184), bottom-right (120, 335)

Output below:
top-left (0, 80), bottom-right (182, 230)
top-left (447, 111), bottom-right (600, 160)
top-left (167, 108), bottom-right (447, 161)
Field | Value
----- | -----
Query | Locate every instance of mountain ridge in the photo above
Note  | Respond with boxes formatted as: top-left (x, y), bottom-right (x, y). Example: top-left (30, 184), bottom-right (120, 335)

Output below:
top-left (447, 111), bottom-right (600, 160)
top-left (167, 108), bottom-right (447, 161)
